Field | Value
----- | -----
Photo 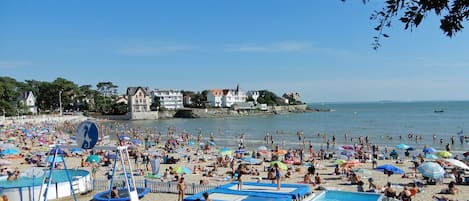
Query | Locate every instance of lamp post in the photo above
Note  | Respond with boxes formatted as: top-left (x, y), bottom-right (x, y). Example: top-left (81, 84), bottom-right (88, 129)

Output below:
top-left (59, 90), bottom-right (63, 116)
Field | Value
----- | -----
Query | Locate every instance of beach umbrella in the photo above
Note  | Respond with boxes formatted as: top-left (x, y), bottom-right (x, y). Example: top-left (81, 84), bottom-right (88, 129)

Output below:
top-left (418, 162), bottom-right (445, 179)
top-left (86, 155), bottom-right (101, 163)
top-left (406, 147), bottom-right (415, 151)
top-left (207, 141), bottom-right (216, 146)
top-left (234, 149), bottom-right (246, 154)
top-left (270, 161), bottom-right (288, 170)
top-left (375, 164), bottom-right (405, 174)
top-left (171, 166), bottom-right (192, 174)
top-left (119, 135), bottom-right (130, 141)
top-left (257, 146), bottom-right (268, 151)
top-left (396, 144), bottom-right (410, 150)
top-left (333, 159), bottom-right (346, 165)
top-left (436, 151), bottom-right (452, 158)
top-left (219, 147), bottom-right (232, 156)
top-left (425, 154), bottom-right (439, 159)
top-left (1, 148), bottom-right (19, 155)
top-left (275, 150), bottom-right (287, 155)
top-left (423, 147), bottom-right (437, 154)
top-left (47, 156), bottom-right (64, 163)
top-left (0, 159), bottom-right (12, 165)
top-left (241, 157), bottom-right (261, 164)
top-left (444, 159), bottom-right (469, 170)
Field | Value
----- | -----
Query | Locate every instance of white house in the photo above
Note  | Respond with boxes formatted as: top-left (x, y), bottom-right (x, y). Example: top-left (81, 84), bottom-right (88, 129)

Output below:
top-left (19, 91), bottom-right (37, 114)
top-left (126, 87), bottom-right (151, 113)
top-left (207, 89), bottom-right (224, 107)
top-left (207, 85), bottom-right (247, 108)
top-left (151, 89), bottom-right (183, 110)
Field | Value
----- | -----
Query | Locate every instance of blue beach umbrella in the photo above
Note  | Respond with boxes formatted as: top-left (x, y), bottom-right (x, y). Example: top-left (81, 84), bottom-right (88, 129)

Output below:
top-left (423, 147), bottom-right (437, 154)
top-left (188, 141), bottom-right (195, 146)
top-left (375, 164), bottom-right (405, 174)
top-left (418, 162), bottom-right (445, 179)
top-left (396, 144), bottom-right (410, 150)
top-left (132, 139), bottom-right (142, 145)
top-left (425, 154), bottom-right (439, 159)
top-left (241, 157), bottom-right (261, 164)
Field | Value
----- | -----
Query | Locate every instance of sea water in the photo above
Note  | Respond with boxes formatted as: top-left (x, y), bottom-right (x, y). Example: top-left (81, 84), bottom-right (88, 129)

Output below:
top-left (111, 101), bottom-right (469, 152)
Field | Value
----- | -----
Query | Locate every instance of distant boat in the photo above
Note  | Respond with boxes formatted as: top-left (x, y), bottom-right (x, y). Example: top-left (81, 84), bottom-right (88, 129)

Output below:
top-left (434, 110), bottom-right (444, 113)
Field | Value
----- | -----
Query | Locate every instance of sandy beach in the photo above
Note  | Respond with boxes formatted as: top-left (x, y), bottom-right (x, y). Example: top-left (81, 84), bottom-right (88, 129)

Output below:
top-left (1, 116), bottom-right (469, 201)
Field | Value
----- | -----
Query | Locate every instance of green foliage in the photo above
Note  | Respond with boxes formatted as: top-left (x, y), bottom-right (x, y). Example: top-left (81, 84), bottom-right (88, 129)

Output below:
top-left (0, 76), bottom-right (120, 116)
top-left (257, 90), bottom-right (282, 106)
top-left (343, 0), bottom-right (469, 49)
top-left (150, 96), bottom-right (161, 111)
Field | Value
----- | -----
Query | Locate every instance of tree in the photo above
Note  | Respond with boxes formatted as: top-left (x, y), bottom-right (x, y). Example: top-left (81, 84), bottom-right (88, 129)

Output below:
top-left (150, 96), bottom-right (161, 111)
top-left (0, 77), bottom-right (20, 116)
top-left (96, 82), bottom-right (119, 114)
top-left (343, 0), bottom-right (469, 49)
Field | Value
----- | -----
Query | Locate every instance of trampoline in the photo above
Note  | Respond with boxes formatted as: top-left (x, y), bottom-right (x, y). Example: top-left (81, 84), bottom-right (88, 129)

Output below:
top-left (218, 182), bottom-right (310, 200)
top-left (183, 188), bottom-right (292, 201)
top-left (92, 187), bottom-right (150, 201)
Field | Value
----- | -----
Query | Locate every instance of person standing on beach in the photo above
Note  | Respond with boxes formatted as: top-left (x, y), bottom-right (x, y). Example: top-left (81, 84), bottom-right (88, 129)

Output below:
top-left (274, 163), bottom-right (281, 190)
top-left (177, 177), bottom-right (186, 201)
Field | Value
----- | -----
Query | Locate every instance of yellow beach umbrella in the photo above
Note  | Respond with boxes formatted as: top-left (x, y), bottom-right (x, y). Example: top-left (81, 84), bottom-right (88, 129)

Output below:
top-left (436, 151), bottom-right (452, 158)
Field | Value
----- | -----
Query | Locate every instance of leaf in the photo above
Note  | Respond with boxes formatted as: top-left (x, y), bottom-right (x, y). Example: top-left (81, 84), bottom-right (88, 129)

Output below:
top-left (383, 34), bottom-right (390, 38)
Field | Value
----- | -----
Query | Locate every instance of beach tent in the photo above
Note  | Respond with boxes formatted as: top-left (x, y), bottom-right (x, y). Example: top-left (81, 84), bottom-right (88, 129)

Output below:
top-left (418, 162), bottom-right (445, 179)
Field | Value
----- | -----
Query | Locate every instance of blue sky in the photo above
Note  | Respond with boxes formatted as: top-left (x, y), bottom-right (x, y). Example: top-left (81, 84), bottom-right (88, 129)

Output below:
top-left (1, 1), bottom-right (468, 102)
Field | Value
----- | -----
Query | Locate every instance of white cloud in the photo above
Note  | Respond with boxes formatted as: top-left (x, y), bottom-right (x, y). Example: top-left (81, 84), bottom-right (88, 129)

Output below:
top-left (117, 44), bottom-right (195, 56)
top-left (0, 60), bottom-right (32, 69)
top-left (224, 41), bottom-right (314, 52)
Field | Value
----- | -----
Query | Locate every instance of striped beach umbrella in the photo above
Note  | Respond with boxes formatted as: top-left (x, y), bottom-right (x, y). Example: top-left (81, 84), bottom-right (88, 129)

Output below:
top-left (418, 162), bottom-right (445, 179)
top-left (171, 166), bottom-right (192, 174)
